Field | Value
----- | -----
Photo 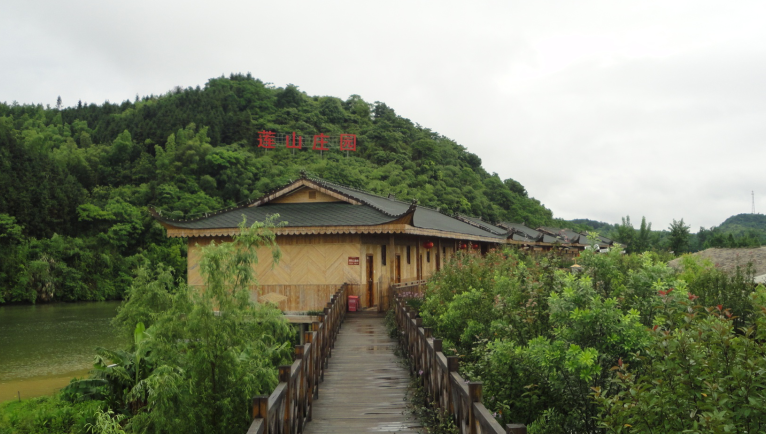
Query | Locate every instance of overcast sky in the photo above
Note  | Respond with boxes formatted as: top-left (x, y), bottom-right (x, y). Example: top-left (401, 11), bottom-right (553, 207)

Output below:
top-left (2, 1), bottom-right (764, 230)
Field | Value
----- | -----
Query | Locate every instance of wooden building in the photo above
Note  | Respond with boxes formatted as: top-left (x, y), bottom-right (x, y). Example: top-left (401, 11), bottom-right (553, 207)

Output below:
top-left (152, 175), bottom-right (507, 312)
top-left (152, 175), bottom-right (616, 312)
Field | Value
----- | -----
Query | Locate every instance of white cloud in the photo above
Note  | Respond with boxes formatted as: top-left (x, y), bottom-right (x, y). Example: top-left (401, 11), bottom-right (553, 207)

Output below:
top-left (2, 0), bottom-right (765, 229)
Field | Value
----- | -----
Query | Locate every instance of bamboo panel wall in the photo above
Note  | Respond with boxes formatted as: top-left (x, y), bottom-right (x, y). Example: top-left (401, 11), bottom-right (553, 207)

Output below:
top-left (187, 235), bottom-right (364, 288)
top-left (254, 284), bottom-right (343, 312)
top-left (270, 187), bottom-right (342, 203)
top-left (255, 243), bottom-right (361, 285)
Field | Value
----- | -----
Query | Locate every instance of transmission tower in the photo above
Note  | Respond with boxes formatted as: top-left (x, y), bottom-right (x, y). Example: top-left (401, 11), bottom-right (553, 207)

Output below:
top-left (752, 191), bottom-right (756, 214)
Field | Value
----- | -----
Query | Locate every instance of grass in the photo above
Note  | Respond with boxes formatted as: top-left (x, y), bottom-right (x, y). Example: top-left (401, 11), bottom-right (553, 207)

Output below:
top-left (0, 395), bottom-right (102, 434)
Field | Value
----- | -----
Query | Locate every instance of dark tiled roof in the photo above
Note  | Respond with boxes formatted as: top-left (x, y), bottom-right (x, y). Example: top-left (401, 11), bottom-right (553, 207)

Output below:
top-left (457, 215), bottom-right (510, 235)
top-left (538, 227), bottom-right (615, 246)
top-left (155, 202), bottom-right (394, 229)
top-left (153, 178), bottom-right (507, 239)
top-left (510, 233), bottom-right (538, 242)
top-left (499, 222), bottom-right (543, 240)
top-left (413, 208), bottom-right (506, 239)
top-left (320, 181), bottom-right (507, 239)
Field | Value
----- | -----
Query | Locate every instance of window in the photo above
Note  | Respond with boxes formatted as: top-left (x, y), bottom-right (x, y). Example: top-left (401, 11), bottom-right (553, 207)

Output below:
top-left (381, 245), bottom-right (387, 265)
top-left (308, 191), bottom-right (317, 200)
top-left (443, 246), bottom-right (446, 255)
top-left (406, 246), bottom-right (411, 264)
top-left (427, 251), bottom-right (430, 263)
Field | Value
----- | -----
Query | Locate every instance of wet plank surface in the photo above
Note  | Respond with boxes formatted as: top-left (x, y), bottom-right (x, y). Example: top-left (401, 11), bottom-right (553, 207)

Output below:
top-left (303, 313), bottom-right (422, 434)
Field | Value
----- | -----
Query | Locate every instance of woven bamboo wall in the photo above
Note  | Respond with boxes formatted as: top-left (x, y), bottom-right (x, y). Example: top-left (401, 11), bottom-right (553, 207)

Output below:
top-left (253, 284), bottom-right (342, 311)
top-left (270, 187), bottom-right (341, 204)
top-left (187, 234), bottom-right (363, 287)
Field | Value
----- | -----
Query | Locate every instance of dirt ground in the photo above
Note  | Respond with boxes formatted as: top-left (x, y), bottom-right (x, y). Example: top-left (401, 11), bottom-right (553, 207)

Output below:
top-left (668, 247), bottom-right (766, 276)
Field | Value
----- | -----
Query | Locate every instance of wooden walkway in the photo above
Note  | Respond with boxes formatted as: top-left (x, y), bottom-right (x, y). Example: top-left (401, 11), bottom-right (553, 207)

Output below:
top-left (303, 313), bottom-right (421, 434)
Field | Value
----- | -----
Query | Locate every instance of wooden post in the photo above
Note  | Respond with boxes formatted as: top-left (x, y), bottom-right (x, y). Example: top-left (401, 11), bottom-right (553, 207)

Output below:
top-left (252, 395), bottom-right (268, 420)
top-left (324, 306), bottom-right (333, 354)
top-left (447, 356), bottom-right (459, 372)
top-left (279, 365), bottom-right (292, 434)
top-left (416, 240), bottom-right (421, 280)
top-left (506, 424), bottom-right (527, 434)
top-left (387, 234), bottom-right (395, 311)
top-left (468, 382), bottom-right (482, 434)
top-left (312, 320), bottom-right (323, 393)
top-left (304, 331), bottom-right (315, 420)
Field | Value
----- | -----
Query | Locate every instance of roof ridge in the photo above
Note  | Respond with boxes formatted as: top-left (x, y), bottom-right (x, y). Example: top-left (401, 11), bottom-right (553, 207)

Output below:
top-left (454, 213), bottom-right (509, 236)
top-left (306, 178), bottom-right (409, 218)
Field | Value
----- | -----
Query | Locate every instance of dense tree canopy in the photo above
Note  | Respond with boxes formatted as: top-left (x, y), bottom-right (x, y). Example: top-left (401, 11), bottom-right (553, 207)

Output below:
top-left (0, 74), bottom-right (553, 304)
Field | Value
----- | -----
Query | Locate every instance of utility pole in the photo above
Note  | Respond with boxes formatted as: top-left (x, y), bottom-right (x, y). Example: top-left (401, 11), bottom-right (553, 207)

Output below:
top-left (752, 191), bottom-right (756, 214)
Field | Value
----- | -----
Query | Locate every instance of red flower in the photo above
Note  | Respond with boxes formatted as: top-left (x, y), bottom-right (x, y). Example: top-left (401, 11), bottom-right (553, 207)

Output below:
top-left (652, 325), bottom-right (659, 331)
top-left (658, 290), bottom-right (667, 296)
top-left (716, 305), bottom-right (723, 311)
top-left (688, 293), bottom-right (699, 301)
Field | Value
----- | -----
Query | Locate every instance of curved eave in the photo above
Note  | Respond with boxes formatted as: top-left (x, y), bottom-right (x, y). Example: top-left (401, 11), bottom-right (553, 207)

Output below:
top-left (163, 222), bottom-right (505, 243)
top-left (163, 224), bottom-right (413, 238)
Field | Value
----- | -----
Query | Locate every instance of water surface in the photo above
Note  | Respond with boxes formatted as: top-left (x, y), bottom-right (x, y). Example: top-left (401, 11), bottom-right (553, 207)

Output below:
top-left (0, 301), bottom-right (127, 402)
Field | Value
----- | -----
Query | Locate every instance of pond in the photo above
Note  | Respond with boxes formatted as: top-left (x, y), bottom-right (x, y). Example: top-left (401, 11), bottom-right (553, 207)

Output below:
top-left (0, 301), bottom-right (127, 402)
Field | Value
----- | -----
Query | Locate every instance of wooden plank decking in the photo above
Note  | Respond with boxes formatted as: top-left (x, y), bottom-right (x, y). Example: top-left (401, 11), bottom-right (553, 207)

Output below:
top-left (303, 313), bottom-right (422, 434)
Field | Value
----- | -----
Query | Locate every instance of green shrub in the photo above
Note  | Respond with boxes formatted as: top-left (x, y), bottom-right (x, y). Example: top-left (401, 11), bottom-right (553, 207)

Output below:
top-left (0, 396), bottom-right (102, 434)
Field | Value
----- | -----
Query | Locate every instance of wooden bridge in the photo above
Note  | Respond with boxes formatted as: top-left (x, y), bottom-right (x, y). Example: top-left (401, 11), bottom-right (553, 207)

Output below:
top-left (246, 283), bottom-right (527, 434)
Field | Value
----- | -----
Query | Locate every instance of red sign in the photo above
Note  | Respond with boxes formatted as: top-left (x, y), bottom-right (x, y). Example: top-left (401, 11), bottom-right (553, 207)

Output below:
top-left (257, 131), bottom-right (276, 149)
top-left (257, 131), bottom-right (357, 152)
top-left (286, 132), bottom-right (302, 149)
top-left (312, 133), bottom-right (330, 151)
top-left (348, 257), bottom-right (360, 265)
top-left (339, 134), bottom-right (357, 151)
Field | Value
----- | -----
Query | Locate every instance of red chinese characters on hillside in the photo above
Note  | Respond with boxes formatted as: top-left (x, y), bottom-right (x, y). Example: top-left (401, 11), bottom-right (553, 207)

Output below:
top-left (257, 131), bottom-right (276, 149)
top-left (286, 132), bottom-right (303, 149)
top-left (339, 134), bottom-right (356, 151)
top-left (312, 133), bottom-right (329, 151)
top-left (257, 131), bottom-right (357, 152)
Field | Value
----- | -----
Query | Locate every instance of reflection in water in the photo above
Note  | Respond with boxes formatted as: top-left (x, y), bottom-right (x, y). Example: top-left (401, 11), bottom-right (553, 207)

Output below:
top-left (0, 301), bottom-right (126, 402)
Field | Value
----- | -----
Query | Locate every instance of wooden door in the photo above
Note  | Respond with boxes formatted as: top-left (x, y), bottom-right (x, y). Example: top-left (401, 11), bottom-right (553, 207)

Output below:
top-left (366, 255), bottom-right (374, 308)
top-left (395, 254), bottom-right (401, 283)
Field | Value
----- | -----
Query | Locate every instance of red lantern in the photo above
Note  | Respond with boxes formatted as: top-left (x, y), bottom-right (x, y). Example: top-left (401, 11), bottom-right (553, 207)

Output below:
top-left (423, 241), bottom-right (434, 249)
top-left (472, 243), bottom-right (480, 250)
top-left (460, 243), bottom-right (468, 249)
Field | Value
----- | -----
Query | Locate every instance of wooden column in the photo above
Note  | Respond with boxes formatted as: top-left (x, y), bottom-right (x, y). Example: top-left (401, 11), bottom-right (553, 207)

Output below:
top-left (416, 240), bottom-right (421, 280)
top-left (437, 238), bottom-right (442, 272)
top-left (386, 235), bottom-right (396, 311)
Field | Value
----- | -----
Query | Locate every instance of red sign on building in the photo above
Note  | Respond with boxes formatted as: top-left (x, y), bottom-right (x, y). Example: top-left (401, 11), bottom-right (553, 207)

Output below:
top-left (348, 257), bottom-right (360, 265)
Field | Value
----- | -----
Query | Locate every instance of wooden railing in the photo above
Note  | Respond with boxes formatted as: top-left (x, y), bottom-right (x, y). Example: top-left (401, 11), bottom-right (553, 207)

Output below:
top-left (246, 283), bottom-right (348, 434)
top-left (394, 294), bottom-right (527, 434)
top-left (388, 279), bottom-right (427, 312)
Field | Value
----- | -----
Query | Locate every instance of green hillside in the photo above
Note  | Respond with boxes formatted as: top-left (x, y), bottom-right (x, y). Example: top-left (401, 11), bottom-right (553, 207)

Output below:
top-left (0, 74), bottom-right (553, 304)
top-left (718, 213), bottom-right (766, 235)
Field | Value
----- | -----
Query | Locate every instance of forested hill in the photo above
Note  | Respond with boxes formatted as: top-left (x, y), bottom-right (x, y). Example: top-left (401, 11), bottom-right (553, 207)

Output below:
top-left (718, 213), bottom-right (766, 235)
top-left (0, 74), bottom-right (552, 304)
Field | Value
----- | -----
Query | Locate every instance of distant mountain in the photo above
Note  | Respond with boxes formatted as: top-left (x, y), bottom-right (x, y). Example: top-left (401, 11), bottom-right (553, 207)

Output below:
top-left (718, 213), bottom-right (766, 236)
